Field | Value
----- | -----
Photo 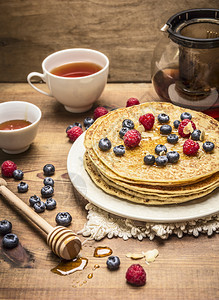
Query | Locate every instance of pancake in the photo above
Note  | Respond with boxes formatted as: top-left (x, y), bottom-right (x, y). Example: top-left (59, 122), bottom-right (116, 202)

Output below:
top-left (87, 102), bottom-right (219, 185)
top-left (84, 152), bottom-right (218, 205)
top-left (83, 102), bottom-right (219, 205)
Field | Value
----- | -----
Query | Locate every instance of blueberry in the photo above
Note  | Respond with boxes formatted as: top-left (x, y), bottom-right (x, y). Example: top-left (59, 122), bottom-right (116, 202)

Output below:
top-left (113, 145), bottom-right (125, 156)
top-left (45, 198), bottom-right (57, 210)
top-left (43, 177), bottom-right (54, 187)
top-left (180, 112), bottom-right (192, 120)
top-left (119, 127), bottom-right (129, 138)
top-left (144, 154), bottom-right (155, 165)
top-left (17, 182), bottom-right (28, 193)
top-left (106, 256), bottom-right (120, 270)
top-left (167, 151), bottom-right (180, 163)
top-left (29, 195), bottom-right (41, 207)
top-left (167, 134), bottom-right (178, 144)
top-left (0, 220), bottom-right (12, 235)
top-left (122, 119), bottom-right (134, 129)
top-left (84, 117), bottom-right (94, 128)
top-left (173, 120), bottom-right (180, 129)
top-left (155, 144), bottom-right (167, 155)
top-left (66, 125), bottom-right (74, 132)
top-left (203, 141), bottom-right (215, 153)
top-left (13, 169), bottom-right (24, 180)
top-left (55, 212), bottom-right (72, 226)
top-left (191, 129), bottom-right (201, 141)
top-left (41, 185), bottom-right (54, 198)
top-left (2, 233), bottom-right (19, 249)
top-left (158, 113), bottom-right (169, 123)
top-left (98, 138), bottom-right (112, 151)
top-left (160, 125), bottom-right (172, 135)
top-left (33, 201), bottom-right (46, 213)
top-left (155, 156), bottom-right (168, 166)
top-left (43, 164), bottom-right (55, 176)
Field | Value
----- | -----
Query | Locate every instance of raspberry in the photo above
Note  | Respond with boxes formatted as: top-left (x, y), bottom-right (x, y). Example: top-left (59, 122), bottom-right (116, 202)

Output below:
top-left (126, 97), bottom-right (140, 107)
top-left (183, 139), bottom-right (200, 156)
top-left (126, 264), bottom-right (146, 286)
top-left (123, 129), bottom-right (141, 148)
top-left (1, 160), bottom-right (17, 177)
top-left (93, 107), bottom-right (108, 120)
top-left (178, 119), bottom-right (196, 138)
top-left (67, 126), bottom-right (83, 142)
top-left (139, 113), bottom-right (155, 130)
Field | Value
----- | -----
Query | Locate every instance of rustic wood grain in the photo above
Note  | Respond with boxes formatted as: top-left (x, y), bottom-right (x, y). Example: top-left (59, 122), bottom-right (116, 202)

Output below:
top-left (0, 83), bottom-right (219, 300)
top-left (0, 0), bottom-right (218, 82)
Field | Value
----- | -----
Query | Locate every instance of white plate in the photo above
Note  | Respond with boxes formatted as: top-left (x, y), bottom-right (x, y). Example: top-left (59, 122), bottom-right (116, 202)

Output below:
top-left (67, 132), bottom-right (219, 223)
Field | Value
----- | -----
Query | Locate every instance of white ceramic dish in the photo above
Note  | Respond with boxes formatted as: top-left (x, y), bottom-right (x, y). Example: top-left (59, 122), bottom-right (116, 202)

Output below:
top-left (67, 132), bottom-right (219, 223)
top-left (0, 101), bottom-right (41, 154)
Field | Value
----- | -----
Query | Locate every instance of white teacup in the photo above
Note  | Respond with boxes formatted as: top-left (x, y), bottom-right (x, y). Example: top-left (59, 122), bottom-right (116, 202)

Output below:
top-left (0, 101), bottom-right (41, 154)
top-left (27, 48), bottom-right (109, 113)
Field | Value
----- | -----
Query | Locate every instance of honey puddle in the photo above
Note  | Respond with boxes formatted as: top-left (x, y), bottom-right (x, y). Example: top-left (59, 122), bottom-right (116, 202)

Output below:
top-left (87, 273), bottom-right (93, 279)
top-left (51, 257), bottom-right (88, 276)
top-left (93, 246), bottom-right (112, 257)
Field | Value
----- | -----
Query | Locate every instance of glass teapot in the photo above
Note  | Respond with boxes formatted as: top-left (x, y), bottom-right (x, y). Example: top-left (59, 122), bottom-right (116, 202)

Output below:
top-left (151, 9), bottom-right (219, 117)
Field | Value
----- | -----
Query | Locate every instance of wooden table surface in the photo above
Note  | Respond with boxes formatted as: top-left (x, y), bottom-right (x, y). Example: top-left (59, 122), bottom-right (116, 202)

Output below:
top-left (0, 83), bottom-right (218, 300)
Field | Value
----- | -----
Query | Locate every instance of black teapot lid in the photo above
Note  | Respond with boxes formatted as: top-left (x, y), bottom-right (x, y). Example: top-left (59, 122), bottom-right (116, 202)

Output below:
top-left (165, 8), bottom-right (219, 49)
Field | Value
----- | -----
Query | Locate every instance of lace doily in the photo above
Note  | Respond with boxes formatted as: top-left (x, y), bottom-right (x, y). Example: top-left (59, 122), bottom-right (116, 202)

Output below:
top-left (78, 203), bottom-right (219, 240)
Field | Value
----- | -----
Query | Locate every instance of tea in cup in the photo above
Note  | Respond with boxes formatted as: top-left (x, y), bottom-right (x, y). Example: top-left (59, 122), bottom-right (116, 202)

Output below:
top-left (27, 48), bottom-right (109, 113)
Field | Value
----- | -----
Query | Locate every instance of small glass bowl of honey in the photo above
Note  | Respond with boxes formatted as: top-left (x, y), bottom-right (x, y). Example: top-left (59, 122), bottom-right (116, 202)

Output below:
top-left (0, 101), bottom-right (41, 154)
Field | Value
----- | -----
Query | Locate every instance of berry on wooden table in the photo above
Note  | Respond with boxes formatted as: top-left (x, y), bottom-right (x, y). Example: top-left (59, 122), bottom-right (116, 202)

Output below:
top-left (45, 198), bottom-right (57, 210)
top-left (93, 107), bottom-right (108, 120)
top-left (17, 182), bottom-right (28, 193)
top-left (55, 212), bottom-right (72, 226)
top-left (41, 185), bottom-right (54, 198)
top-left (33, 201), bottom-right (46, 213)
top-left (29, 195), bottom-right (41, 207)
top-left (126, 97), bottom-right (140, 107)
top-left (1, 160), bottom-right (17, 177)
top-left (2, 233), bottom-right (19, 249)
top-left (67, 126), bottom-right (83, 142)
top-left (43, 177), bottom-right (54, 187)
top-left (83, 117), bottom-right (94, 129)
top-left (13, 169), bottom-right (24, 180)
top-left (43, 164), bottom-right (55, 176)
top-left (0, 220), bottom-right (12, 235)
top-left (126, 264), bottom-right (146, 286)
top-left (106, 256), bottom-right (120, 270)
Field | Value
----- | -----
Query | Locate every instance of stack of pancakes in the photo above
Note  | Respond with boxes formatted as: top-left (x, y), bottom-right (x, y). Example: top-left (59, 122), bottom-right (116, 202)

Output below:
top-left (84, 102), bottom-right (219, 205)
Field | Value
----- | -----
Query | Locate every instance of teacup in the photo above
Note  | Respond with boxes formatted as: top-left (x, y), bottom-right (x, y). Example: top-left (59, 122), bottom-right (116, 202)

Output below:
top-left (27, 48), bottom-right (109, 113)
top-left (0, 101), bottom-right (41, 154)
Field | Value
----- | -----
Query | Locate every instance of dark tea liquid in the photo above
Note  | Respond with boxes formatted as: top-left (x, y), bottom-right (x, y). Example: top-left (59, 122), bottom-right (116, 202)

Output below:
top-left (50, 62), bottom-right (102, 78)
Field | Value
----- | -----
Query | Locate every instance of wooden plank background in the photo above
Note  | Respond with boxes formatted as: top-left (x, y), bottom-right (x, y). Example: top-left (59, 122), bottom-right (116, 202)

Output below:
top-left (0, 0), bottom-right (218, 83)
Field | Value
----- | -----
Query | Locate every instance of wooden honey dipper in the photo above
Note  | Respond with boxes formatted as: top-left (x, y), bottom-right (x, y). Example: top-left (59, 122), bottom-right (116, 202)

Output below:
top-left (0, 178), bottom-right (81, 260)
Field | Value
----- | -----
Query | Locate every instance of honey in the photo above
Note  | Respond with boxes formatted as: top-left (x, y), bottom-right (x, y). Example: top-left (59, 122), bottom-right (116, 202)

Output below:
top-left (93, 246), bottom-right (112, 257)
top-left (51, 257), bottom-right (88, 276)
top-left (0, 119), bottom-right (32, 130)
top-left (87, 273), bottom-right (93, 279)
